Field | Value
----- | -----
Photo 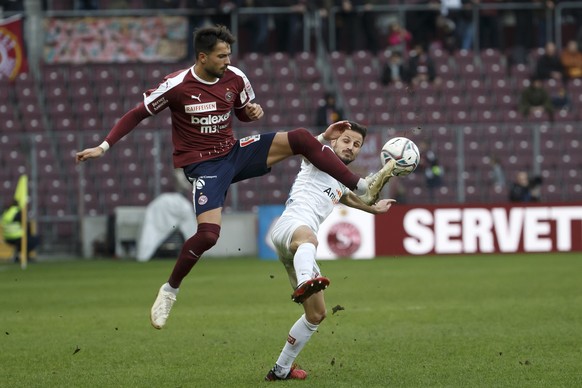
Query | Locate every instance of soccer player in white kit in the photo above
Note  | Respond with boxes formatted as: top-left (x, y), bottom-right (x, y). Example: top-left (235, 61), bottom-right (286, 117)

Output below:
top-left (265, 122), bottom-right (396, 381)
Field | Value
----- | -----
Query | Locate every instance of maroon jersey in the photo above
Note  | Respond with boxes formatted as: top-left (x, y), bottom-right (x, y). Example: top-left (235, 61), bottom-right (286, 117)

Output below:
top-left (143, 65), bottom-right (256, 167)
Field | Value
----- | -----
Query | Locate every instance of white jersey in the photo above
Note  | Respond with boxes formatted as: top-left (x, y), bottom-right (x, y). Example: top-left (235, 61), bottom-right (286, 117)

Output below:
top-left (272, 147), bottom-right (350, 283)
top-left (280, 154), bottom-right (350, 233)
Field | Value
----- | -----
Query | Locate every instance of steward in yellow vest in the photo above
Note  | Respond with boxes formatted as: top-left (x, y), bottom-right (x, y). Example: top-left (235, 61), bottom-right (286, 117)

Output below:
top-left (1, 200), bottom-right (39, 262)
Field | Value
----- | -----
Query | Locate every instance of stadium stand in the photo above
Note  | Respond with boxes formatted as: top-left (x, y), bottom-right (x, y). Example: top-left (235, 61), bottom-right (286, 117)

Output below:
top-left (1, 44), bottom-right (580, 239)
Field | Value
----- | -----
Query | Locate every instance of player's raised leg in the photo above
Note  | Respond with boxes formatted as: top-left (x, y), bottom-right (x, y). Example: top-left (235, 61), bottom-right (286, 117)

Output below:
top-left (266, 123), bottom-right (392, 200)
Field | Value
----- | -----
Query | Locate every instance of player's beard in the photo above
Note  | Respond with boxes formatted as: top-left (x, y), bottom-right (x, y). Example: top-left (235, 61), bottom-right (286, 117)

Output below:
top-left (338, 155), bottom-right (353, 165)
top-left (335, 148), bottom-right (353, 165)
top-left (208, 66), bottom-right (228, 79)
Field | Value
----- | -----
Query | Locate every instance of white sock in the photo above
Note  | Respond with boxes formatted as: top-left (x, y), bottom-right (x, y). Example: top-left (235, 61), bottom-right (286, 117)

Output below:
top-left (353, 178), bottom-right (368, 196)
top-left (274, 314), bottom-right (319, 377)
top-left (162, 282), bottom-right (179, 294)
top-left (294, 243), bottom-right (317, 286)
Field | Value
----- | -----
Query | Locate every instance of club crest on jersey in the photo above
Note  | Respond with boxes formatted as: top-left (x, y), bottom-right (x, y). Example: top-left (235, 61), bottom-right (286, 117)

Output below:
top-left (239, 134), bottom-right (261, 147)
top-left (198, 195), bottom-right (208, 206)
top-left (225, 90), bottom-right (234, 102)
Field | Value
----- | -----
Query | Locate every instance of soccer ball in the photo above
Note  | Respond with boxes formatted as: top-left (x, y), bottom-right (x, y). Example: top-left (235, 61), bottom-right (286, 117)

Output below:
top-left (380, 137), bottom-right (420, 176)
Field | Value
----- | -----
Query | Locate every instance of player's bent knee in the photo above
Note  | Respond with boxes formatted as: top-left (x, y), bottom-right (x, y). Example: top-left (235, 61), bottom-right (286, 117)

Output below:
top-left (193, 223), bottom-right (221, 251)
top-left (290, 238), bottom-right (318, 253)
top-left (287, 127), bottom-right (311, 155)
top-left (306, 309), bottom-right (326, 325)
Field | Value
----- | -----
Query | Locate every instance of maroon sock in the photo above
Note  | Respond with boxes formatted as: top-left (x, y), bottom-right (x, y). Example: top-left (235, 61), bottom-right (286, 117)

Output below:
top-left (168, 223), bottom-right (221, 288)
top-left (287, 128), bottom-right (359, 190)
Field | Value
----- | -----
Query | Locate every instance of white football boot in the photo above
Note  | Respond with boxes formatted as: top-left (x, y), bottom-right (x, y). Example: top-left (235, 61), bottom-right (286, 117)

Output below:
top-left (150, 284), bottom-right (177, 329)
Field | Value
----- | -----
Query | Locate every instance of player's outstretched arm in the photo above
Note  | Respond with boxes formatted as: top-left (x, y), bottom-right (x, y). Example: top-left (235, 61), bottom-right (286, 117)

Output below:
top-left (340, 193), bottom-right (396, 214)
top-left (74, 103), bottom-right (150, 164)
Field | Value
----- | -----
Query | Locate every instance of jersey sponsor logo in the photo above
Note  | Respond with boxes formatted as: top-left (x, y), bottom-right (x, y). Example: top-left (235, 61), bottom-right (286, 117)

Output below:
top-left (239, 134), bottom-right (260, 147)
top-left (185, 102), bottom-right (216, 113)
top-left (240, 89), bottom-right (247, 104)
top-left (151, 96), bottom-right (169, 112)
top-left (323, 187), bottom-right (342, 204)
top-left (190, 111), bottom-right (230, 125)
top-left (191, 93), bottom-right (202, 102)
top-left (195, 178), bottom-right (205, 190)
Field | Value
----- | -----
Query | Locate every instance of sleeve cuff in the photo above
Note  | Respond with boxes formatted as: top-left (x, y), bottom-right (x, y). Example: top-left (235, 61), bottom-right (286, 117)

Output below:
top-left (99, 141), bottom-right (110, 152)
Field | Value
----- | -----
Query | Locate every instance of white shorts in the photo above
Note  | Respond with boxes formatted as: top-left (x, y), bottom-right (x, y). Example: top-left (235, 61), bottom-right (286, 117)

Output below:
top-left (271, 215), bottom-right (322, 289)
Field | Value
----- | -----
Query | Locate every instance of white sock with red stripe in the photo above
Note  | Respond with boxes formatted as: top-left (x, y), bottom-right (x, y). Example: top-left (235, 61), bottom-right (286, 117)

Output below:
top-left (274, 314), bottom-right (318, 377)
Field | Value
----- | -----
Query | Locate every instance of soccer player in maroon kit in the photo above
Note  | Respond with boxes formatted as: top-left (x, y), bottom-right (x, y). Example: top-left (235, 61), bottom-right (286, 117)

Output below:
top-left (75, 25), bottom-right (393, 376)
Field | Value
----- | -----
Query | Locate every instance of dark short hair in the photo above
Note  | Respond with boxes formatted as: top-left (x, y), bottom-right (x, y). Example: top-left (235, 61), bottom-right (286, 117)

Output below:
top-left (348, 121), bottom-right (367, 140)
top-left (194, 25), bottom-right (236, 57)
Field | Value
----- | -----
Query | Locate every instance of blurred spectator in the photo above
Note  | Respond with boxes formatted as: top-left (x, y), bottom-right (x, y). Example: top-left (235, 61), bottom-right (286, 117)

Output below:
top-left (479, 0), bottom-right (501, 49)
top-left (274, 0), bottom-right (307, 55)
top-left (1, 199), bottom-right (39, 263)
top-left (316, 92), bottom-right (344, 127)
top-left (518, 77), bottom-right (554, 122)
top-left (335, 0), bottom-right (379, 54)
top-left (388, 178), bottom-right (407, 204)
top-left (380, 50), bottom-right (407, 86)
top-left (419, 140), bottom-right (443, 203)
top-left (386, 21), bottom-right (412, 52)
top-left (406, 0), bottom-right (439, 50)
top-left (534, 41), bottom-right (565, 84)
top-left (0, 0), bottom-right (24, 11)
top-left (550, 87), bottom-right (571, 111)
top-left (489, 155), bottom-right (505, 190)
top-left (513, 0), bottom-right (554, 50)
top-left (404, 44), bottom-right (438, 86)
top-left (75, 0), bottom-right (99, 9)
top-left (508, 171), bottom-right (542, 202)
top-left (448, 0), bottom-right (477, 51)
top-left (560, 39), bottom-right (582, 80)
top-left (238, 0), bottom-right (269, 53)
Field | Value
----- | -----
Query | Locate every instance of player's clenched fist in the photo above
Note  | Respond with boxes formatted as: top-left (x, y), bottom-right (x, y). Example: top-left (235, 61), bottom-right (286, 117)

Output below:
top-left (75, 146), bottom-right (105, 163)
top-left (245, 102), bottom-right (263, 121)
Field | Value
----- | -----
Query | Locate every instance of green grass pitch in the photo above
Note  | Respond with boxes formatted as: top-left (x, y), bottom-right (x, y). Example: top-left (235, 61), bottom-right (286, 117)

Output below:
top-left (1, 253), bottom-right (581, 387)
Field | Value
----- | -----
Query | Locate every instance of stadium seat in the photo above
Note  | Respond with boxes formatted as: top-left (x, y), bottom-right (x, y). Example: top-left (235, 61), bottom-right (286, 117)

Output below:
top-left (0, 101), bottom-right (15, 119)
top-left (42, 64), bottom-right (68, 85)
top-left (473, 108), bottom-right (499, 123)
top-left (329, 51), bottom-right (348, 69)
top-left (453, 49), bottom-right (476, 68)
top-left (371, 110), bottom-right (400, 125)
top-left (51, 111), bottom-right (76, 132)
top-left (269, 51), bottom-right (290, 67)
top-left (479, 48), bottom-right (503, 64)
top-left (450, 110), bottom-right (473, 124)
top-left (443, 92), bottom-right (469, 111)
top-left (350, 50), bottom-right (374, 68)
